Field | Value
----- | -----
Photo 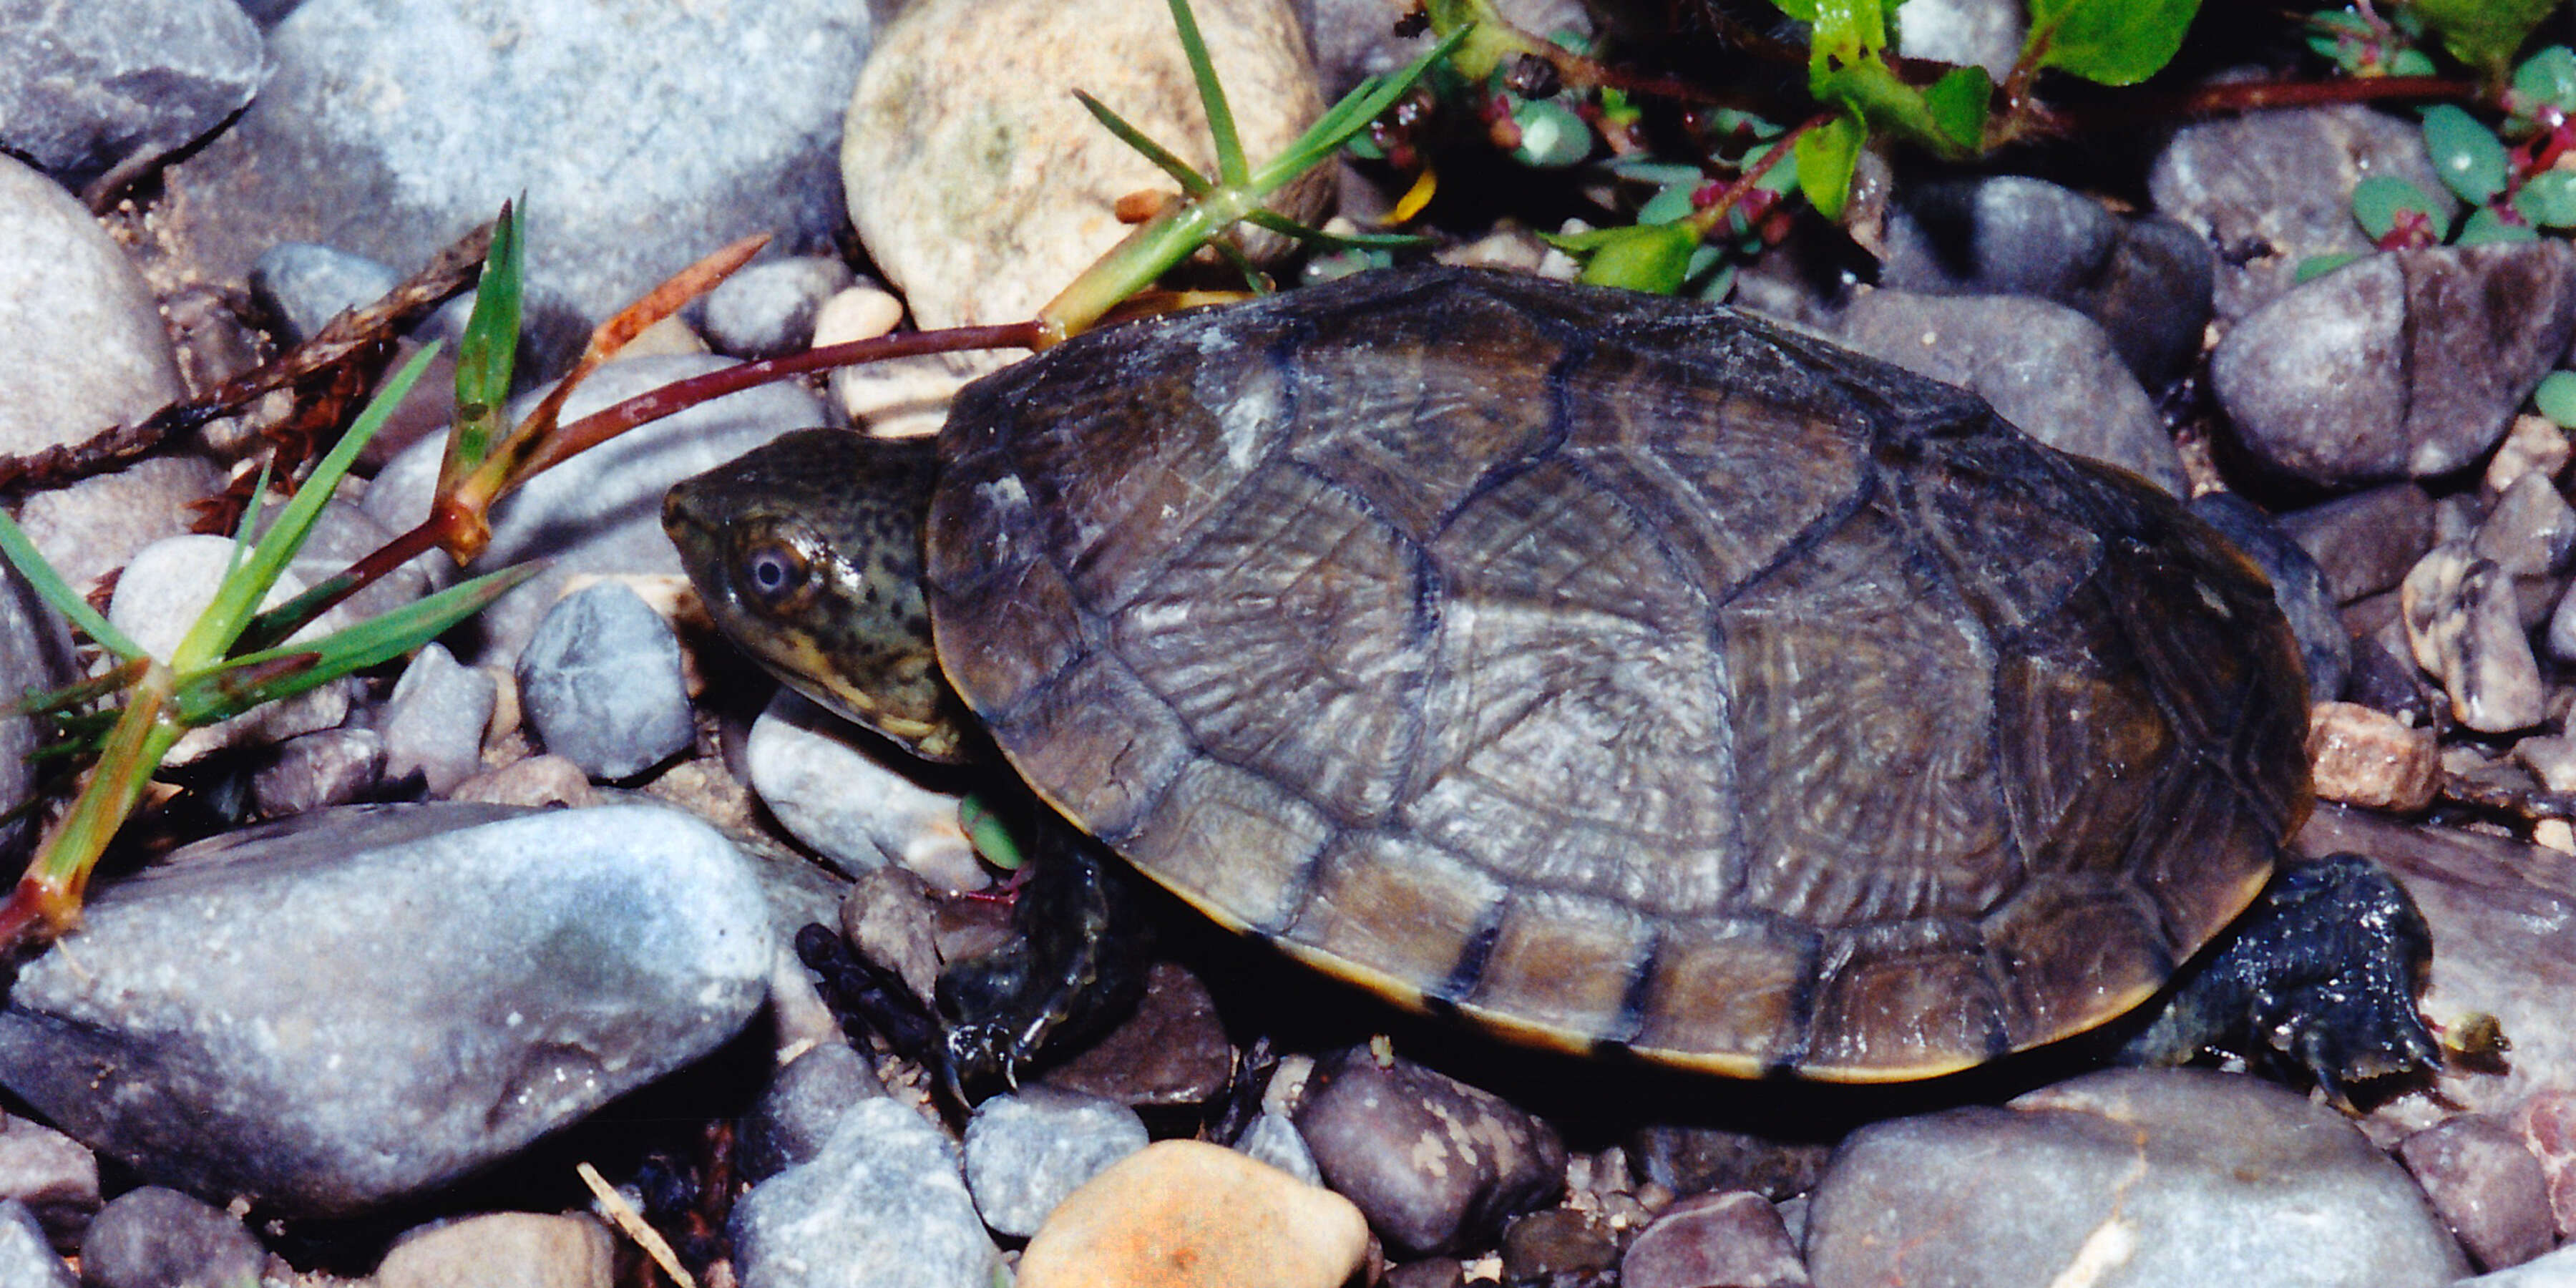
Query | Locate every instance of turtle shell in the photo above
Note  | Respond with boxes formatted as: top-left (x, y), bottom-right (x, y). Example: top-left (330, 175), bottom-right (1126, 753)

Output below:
top-left (922, 267), bottom-right (2310, 1080)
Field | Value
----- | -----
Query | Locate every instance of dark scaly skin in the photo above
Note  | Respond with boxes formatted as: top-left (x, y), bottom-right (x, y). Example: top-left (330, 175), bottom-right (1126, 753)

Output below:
top-left (665, 429), bottom-right (1146, 1090)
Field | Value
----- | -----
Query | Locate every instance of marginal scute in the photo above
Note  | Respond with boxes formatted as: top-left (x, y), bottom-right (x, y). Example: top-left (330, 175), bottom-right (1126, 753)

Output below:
top-left (1803, 921), bottom-right (2009, 1075)
top-left (1626, 917), bottom-right (1814, 1072)
top-left (930, 550), bottom-right (1088, 724)
top-left (1465, 892), bottom-right (1657, 1045)
top-left (1981, 875), bottom-right (2176, 1047)
top-left (987, 650), bottom-right (1191, 843)
top-left (1119, 758), bottom-right (1333, 935)
top-left (1280, 835), bottom-right (1507, 1001)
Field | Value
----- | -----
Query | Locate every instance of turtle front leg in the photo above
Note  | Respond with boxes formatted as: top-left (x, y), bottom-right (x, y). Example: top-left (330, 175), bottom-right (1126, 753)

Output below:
top-left (935, 823), bottom-right (1150, 1098)
top-left (2119, 852), bottom-right (2443, 1104)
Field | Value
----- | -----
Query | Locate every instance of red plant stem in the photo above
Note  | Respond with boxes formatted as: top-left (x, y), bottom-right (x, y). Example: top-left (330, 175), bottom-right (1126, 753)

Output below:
top-left (2062, 74), bottom-right (2474, 130)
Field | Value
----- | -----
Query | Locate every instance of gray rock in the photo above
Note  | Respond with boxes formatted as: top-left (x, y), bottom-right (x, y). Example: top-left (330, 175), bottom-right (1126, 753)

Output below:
top-left (2475, 472), bottom-right (2576, 577)
top-left (1892, 0), bottom-right (2019, 79)
top-left (1878, 175), bottom-right (2213, 384)
top-left (747, 691), bottom-right (985, 890)
top-left (0, 1117), bottom-right (94, 1251)
top-left (2404, 543), bottom-right (2545, 733)
top-left (1293, 1045), bottom-right (1566, 1257)
top-left (289, 497), bottom-right (432, 624)
top-left (1626, 1124), bottom-right (1832, 1203)
top-left (0, 558), bottom-right (76, 867)
top-left (2191, 492), bottom-right (2352, 704)
top-left (704, 256), bottom-right (858, 359)
top-left (78, 1187), bottom-right (263, 1288)
top-left (1804, 1068), bottom-right (2468, 1288)
top-left (10, 454), bottom-right (223, 600)
top-left (0, 1201), bottom-right (72, 1288)
top-left (516, 582), bottom-right (695, 779)
top-left (250, 243), bottom-right (406, 346)
top-left (361, 353), bottom-right (828, 667)
top-left (1840, 290), bottom-right (2187, 494)
top-left (2280, 483), bottom-right (2439, 604)
top-left (107, 534), bottom-right (360, 765)
top-left (2547, 581), bottom-right (2576, 664)
top-left (1236, 1110), bottom-right (1322, 1187)
top-left (838, 867), bottom-right (943, 1015)
top-left (381, 644), bottom-right (497, 795)
top-left (0, 802), bottom-right (774, 1214)
top-left (251, 727), bottom-right (386, 817)
top-left (2398, 1115), bottom-right (2555, 1272)
top-left (1501, 1209), bottom-right (1621, 1285)
top-left (740, 1043), bottom-right (885, 1185)
top-left (374, 1211), bottom-right (614, 1288)
top-left (963, 1088), bottom-right (1149, 1238)
top-left (2459, 1243), bottom-right (2576, 1286)
top-left (730, 1097), bottom-right (1001, 1288)
top-left (2150, 104), bottom-right (2455, 320)
top-left (0, 0), bottom-right (261, 191)
top-left (1621, 1191), bottom-right (1809, 1288)
top-left (0, 155), bottom-right (185, 459)
top-left (2212, 243), bottom-right (2576, 487)
top-left (162, 0), bottom-right (872, 326)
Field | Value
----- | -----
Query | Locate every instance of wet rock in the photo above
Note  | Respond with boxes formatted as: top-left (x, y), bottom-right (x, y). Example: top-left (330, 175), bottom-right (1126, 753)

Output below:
top-left (0, 0), bottom-right (260, 190)
top-left (746, 691), bottom-right (986, 891)
top-left (1877, 175), bottom-right (2212, 385)
top-left (0, 153), bottom-right (185, 464)
top-left (253, 727), bottom-right (388, 817)
top-left (0, 1201), bottom-right (71, 1288)
top-left (704, 256), bottom-right (859, 359)
top-left (2307, 701), bottom-right (2439, 813)
top-left (2404, 543), bottom-right (2546, 733)
top-left (1294, 1046), bottom-right (1566, 1257)
top-left (2489, 416), bottom-right (2572, 494)
top-left (375, 1212), bottom-right (613, 1288)
top-left (107, 535), bottom-right (359, 766)
top-left (364, 353), bottom-right (826, 667)
top-left (1236, 1110), bottom-right (1323, 1186)
top-left (163, 0), bottom-right (872, 327)
top-left (2212, 243), bottom-right (2576, 487)
top-left (1017, 1139), bottom-right (1369, 1288)
top-left (1619, 1191), bottom-right (1808, 1288)
top-left (0, 803), bottom-right (773, 1214)
top-left (1501, 1208), bottom-right (1621, 1287)
top-left (1627, 1126), bottom-right (1833, 1203)
top-left (380, 644), bottom-right (497, 796)
top-left (517, 582), bottom-right (696, 780)
top-left (729, 1097), bottom-right (1001, 1288)
top-left (1040, 961), bottom-right (1236, 1108)
top-left (963, 1087), bottom-right (1150, 1237)
top-left (11, 455), bottom-right (223, 600)
top-left (2192, 491), bottom-right (2351, 702)
top-left (740, 1043), bottom-right (885, 1185)
top-left (0, 1116), bottom-right (94, 1251)
top-left (2296, 809), bottom-right (2576, 1136)
top-left (2396, 1115), bottom-right (2555, 1272)
top-left (79, 1187), bottom-right (263, 1288)
top-left (2282, 483), bottom-right (2439, 605)
top-left (844, 0), bottom-right (1324, 391)
top-left (1804, 1068), bottom-right (2467, 1287)
top-left (2150, 104), bottom-right (2453, 320)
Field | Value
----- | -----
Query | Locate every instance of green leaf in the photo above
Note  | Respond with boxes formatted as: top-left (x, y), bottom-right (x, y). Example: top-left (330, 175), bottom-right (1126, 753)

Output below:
top-left (2421, 104), bottom-right (2512, 204)
top-left (2391, 47), bottom-right (2439, 75)
top-left (2517, 170), bottom-right (2576, 227)
top-left (959, 794), bottom-right (1026, 871)
top-left (1075, 91), bottom-right (1212, 195)
top-left (0, 512), bottom-right (143, 661)
top-left (2352, 175), bottom-right (2454, 239)
top-left (1795, 112), bottom-right (1865, 220)
top-left (2295, 251), bottom-right (2366, 283)
top-left (1240, 210), bottom-right (1425, 250)
top-left (1509, 96), bottom-right (1593, 167)
top-left (2457, 204), bottom-right (2540, 243)
top-left (176, 562), bottom-right (542, 726)
top-left (1768, 0), bottom-right (1818, 19)
top-left (1254, 24), bottom-right (1471, 192)
top-left (2022, 0), bottom-right (2204, 87)
top-left (1923, 65), bottom-right (1991, 152)
top-left (2515, 44), bottom-right (2576, 112)
top-left (2412, 0), bottom-right (2557, 76)
top-left (444, 200), bottom-right (523, 494)
top-left (1574, 223), bottom-right (1700, 293)
top-left (1164, 0), bottom-right (1247, 187)
top-left (1636, 180), bottom-right (1700, 225)
top-left (2537, 369), bottom-right (2576, 427)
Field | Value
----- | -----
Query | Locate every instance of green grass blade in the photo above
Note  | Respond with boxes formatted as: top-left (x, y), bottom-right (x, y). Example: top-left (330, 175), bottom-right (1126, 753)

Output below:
top-left (1166, 0), bottom-right (1247, 187)
top-left (443, 200), bottom-right (525, 494)
top-left (1241, 209), bottom-right (1428, 250)
top-left (0, 511), bottom-right (143, 660)
top-left (175, 562), bottom-right (542, 725)
top-left (1254, 25), bottom-right (1471, 192)
top-left (168, 342), bottom-right (442, 672)
top-left (1075, 91), bottom-right (1213, 195)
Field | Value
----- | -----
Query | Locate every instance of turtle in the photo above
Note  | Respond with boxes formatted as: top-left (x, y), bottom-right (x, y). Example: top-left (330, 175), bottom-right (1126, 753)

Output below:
top-left (663, 265), bottom-right (2441, 1091)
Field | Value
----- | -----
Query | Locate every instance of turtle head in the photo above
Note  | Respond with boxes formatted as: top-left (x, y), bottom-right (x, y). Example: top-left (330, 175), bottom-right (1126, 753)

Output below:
top-left (663, 428), bottom-right (976, 763)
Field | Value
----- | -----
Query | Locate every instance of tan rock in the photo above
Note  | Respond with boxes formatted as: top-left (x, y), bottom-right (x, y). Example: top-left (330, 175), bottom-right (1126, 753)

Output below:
top-left (2306, 701), bottom-right (2439, 813)
top-left (2402, 542), bottom-right (2545, 733)
top-left (2487, 414), bottom-right (2571, 494)
top-left (1018, 1139), bottom-right (1368, 1288)
top-left (375, 1212), bottom-right (612, 1288)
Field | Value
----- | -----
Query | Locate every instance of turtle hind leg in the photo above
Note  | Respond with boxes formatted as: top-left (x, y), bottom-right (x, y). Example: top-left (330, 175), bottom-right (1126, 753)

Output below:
top-left (935, 822), bottom-right (1151, 1099)
top-left (2118, 852), bottom-right (2442, 1103)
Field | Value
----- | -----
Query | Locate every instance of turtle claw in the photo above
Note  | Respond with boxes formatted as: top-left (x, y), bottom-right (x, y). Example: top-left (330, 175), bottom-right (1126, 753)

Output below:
top-left (932, 825), bottom-right (1149, 1102)
top-left (2122, 852), bottom-right (2445, 1102)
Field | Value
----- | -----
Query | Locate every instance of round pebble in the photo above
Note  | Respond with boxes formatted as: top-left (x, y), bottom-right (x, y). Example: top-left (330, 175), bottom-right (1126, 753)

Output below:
top-left (1016, 1139), bottom-right (1367, 1288)
top-left (963, 1087), bottom-right (1150, 1237)
top-left (1292, 1045), bottom-right (1566, 1257)
top-left (704, 256), bottom-right (858, 358)
top-left (729, 1097), bottom-right (1001, 1288)
top-left (382, 643), bottom-right (499, 795)
top-left (374, 1212), bottom-right (613, 1288)
top-left (516, 581), bottom-right (696, 781)
top-left (79, 1187), bottom-right (263, 1288)
top-left (746, 690), bottom-right (986, 890)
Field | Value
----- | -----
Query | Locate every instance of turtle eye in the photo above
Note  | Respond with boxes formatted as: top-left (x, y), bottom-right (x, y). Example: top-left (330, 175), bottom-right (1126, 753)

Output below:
top-left (739, 540), bottom-right (811, 609)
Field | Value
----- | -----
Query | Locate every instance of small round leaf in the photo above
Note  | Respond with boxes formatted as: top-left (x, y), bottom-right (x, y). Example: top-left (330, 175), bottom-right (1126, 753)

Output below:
top-left (2517, 171), bottom-right (2576, 228)
top-left (2537, 370), bottom-right (2576, 429)
top-left (1510, 97), bottom-right (1593, 168)
top-left (2457, 205), bottom-right (2540, 245)
top-left (2351, 175), bottom-right (2451, 240)
top-left (2516, 45), bottom-right (2576, 112)
top-left (2421, 104), bottom-right (2511, 205)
